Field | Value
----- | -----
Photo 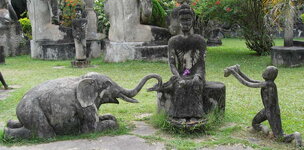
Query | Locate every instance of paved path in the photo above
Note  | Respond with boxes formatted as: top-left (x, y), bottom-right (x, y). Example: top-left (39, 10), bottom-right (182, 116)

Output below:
top-left (0, 122), bottom-right (254, 150)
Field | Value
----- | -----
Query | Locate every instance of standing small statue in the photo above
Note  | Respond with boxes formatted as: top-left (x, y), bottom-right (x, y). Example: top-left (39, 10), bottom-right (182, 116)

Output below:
top-left (224, 65), bottom-right (302, 147)
top-left (71, 4), bottom-right (90, 68)
top-left (0, 72), bottom-right (8, 90)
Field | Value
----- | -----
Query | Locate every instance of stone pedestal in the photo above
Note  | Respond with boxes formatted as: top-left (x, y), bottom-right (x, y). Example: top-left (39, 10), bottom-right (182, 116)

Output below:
top-left (157, 81), bottom-right (226, 128)
top-left (0, 46), bottom-right (5, 64)
top-left (271, 46), bottom-right (304, 67)
top-left (71, 60), bottom-right (91, 68)
top-left (31, 40), bottom-right (102, 60)
top-left (104, 41), bottom-right (168, 62)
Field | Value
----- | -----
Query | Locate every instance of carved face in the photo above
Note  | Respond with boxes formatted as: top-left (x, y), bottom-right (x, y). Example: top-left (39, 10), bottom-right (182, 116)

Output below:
top-left (179, 14), bottom-right (193, 33)
top-left (178, 4), bottom-right (194, 33)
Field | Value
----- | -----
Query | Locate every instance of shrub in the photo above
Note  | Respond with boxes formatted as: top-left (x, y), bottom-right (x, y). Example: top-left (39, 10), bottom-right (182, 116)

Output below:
top-left (19, 17), bottom-right (32, 39)
top-left (301, 14), bottom-right (304, 24)
top-left (94, 0), bottom-right (110, 35)
top-left (150, 0), bottom-right (168, 27)
top-left (236, 0), bottom-right (273, 55)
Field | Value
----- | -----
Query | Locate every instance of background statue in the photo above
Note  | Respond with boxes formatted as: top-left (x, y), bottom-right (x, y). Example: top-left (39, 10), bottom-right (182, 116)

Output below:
top-left (4, 72), bottom-right (162, 139)
top-left (104, 0), bottom-right (170, 42)
top-left (71, 4), bottom-right (90, 68)
top-left (224, 65), bottom-right (302, 147)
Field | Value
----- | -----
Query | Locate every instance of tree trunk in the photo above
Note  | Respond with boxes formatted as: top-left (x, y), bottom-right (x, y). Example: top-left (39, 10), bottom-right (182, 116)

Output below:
top-left (284, 0), bottom-right (295, 47)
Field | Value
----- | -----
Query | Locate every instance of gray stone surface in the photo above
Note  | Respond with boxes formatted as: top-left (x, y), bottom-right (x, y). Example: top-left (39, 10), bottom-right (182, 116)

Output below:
top-left (104, 42), bottom-right (168, 62)
top-left (0, 2), bottom-right (23, 57)
top-left (84, 0), bottom-right (105, 40)
top-left (271, 46), bottom-right (304, 67)
top-left (131, 121), bottom-right (157, 136)
top-left (105, 0), bottom-right (154, 42)
top-left (0, 135), bottom-right (165, 150)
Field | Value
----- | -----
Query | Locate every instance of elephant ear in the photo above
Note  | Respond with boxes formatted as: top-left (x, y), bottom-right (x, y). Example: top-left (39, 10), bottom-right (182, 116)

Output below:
top-left (77, 78), bottom-right (98, 108)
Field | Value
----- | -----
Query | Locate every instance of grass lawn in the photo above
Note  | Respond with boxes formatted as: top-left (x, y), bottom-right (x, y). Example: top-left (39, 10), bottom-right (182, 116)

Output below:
top-left (0, 38), bottom-right (303, 149)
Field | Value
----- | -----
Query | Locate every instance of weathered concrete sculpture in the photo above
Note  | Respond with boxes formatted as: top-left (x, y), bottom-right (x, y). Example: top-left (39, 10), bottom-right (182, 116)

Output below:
top-left (4, 72), bottom-right (162, 139)
top-left (0, 72), bottom-right (8, 89)
top-left (27, 0), bottom-right (102, 60)
top-left (153, 4), bottom-right (225, 129)
top-left (104, 0), bottom-right (171, 62)
top-left (0, 0), bottom-right (23, 56)
top-left (71, 4), bottom-right (90, 68)
top-left (224, 65), bottom-right (302, 147)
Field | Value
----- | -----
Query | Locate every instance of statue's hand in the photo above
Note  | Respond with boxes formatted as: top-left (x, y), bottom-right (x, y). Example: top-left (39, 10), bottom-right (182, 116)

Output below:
top-left (193, 75), bottom-right (202, 91)
top-left (224, 65), bottom-right (239, 77)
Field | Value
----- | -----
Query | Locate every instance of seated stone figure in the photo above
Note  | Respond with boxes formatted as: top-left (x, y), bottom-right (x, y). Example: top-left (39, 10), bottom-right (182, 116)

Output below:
top-left (154, 4), bottom-right (225, 128)
top-left (225, 65), bottom-right (302, 147)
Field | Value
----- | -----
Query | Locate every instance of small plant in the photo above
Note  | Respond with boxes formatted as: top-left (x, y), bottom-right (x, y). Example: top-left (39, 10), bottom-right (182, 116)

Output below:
top-left (94, 0), bottom-right (110, 35)
top-left (19, 17), bottom-right (32, 39)
top-left (301, 14), bottom-right (304, 24)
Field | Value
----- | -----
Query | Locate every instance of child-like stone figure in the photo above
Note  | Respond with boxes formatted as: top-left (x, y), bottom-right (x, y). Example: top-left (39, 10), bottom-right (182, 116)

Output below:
top-left (224, 65), bottom-right (302, 147)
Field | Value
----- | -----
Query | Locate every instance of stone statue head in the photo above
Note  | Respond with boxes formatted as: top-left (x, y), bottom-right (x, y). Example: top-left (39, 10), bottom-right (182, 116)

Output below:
top-left (178, 4), bottom-right (194, 33)
top-left (262, 66), bottom-right (278, 81)
top-left (75, 4), bottom-right (83, 19)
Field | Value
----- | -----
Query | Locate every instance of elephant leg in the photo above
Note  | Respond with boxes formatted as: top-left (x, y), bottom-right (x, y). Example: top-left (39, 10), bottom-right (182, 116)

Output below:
top-left (18, 104), bottom-right (56, 138)
top-left (7, 120), bottom-right (23, 128)
top-left (4, 127), bottom-right (32, 139)
top-left (99, 114), bottom-right (117, 121)
top-left (96, 119), bottom-right (118, 132)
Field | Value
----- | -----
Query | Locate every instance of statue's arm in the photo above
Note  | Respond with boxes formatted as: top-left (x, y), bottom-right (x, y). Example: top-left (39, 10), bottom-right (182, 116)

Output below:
top-left (238, 70), bottom-right (261, 83)
top-left (234, 65), bottom-right (260, 83)
top-left (230, 70), bottom-right (266, 88)
top-left (168, 48), bottom-right (180, 78)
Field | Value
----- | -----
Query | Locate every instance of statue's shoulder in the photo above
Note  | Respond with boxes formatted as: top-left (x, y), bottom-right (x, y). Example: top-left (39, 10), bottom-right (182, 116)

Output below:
top-left (168, 35), bottom-right (183, 43)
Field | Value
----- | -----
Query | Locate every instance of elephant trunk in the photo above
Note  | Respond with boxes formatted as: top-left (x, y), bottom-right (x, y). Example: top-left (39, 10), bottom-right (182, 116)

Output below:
top-left (120, 74), bottom-right (162, 97)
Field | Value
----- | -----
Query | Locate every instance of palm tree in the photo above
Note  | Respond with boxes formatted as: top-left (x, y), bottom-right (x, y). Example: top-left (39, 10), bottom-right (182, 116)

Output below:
top-left (266, 0), bottom-right (303, 47)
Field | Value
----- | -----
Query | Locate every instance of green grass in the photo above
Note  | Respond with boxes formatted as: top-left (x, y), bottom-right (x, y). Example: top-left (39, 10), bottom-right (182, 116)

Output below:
top-left (0, 38), bottom-right (303, 149)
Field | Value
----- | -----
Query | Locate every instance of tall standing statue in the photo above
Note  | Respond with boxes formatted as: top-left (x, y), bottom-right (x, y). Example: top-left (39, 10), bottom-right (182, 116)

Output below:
top-left (0, 0), bottom-right (22, 56)
top-left (224, 65), bottom-right (302, 147)
top-left (153, 4), bottom-right (226, 129)
top-left (71, 4), bottom-right (90, 68)
top-left (104, 0), bottom-right (171, 62)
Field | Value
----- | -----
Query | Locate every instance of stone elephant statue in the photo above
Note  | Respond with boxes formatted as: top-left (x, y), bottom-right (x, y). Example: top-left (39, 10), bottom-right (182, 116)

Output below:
top-left (4, 72), bottom-right (162, 139)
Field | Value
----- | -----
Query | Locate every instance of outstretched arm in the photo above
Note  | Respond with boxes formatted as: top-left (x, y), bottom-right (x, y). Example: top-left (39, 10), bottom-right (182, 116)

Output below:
top-left (234, 65), bottom-right (261, 83)
top-left (230, 69), bottom-right (266, 88)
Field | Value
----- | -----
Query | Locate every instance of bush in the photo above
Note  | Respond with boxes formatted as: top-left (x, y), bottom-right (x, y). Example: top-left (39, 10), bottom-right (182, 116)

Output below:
top-left (150, 0), bottom-right (168, 27)
top-left (301, 14), bottom-right (304, 24)
top-left (94, 0), bottom-right (110, 35)
top-left (19, 17), bottom-right (32, 39)
top-left (236, 0), bottom-right (273, 55)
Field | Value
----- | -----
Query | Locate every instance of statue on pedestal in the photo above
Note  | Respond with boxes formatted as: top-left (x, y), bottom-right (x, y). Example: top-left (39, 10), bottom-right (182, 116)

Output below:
top-left (152, 4), bottom-right (226, 129)
top-left (71, 4), bottom-right (90, 68)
